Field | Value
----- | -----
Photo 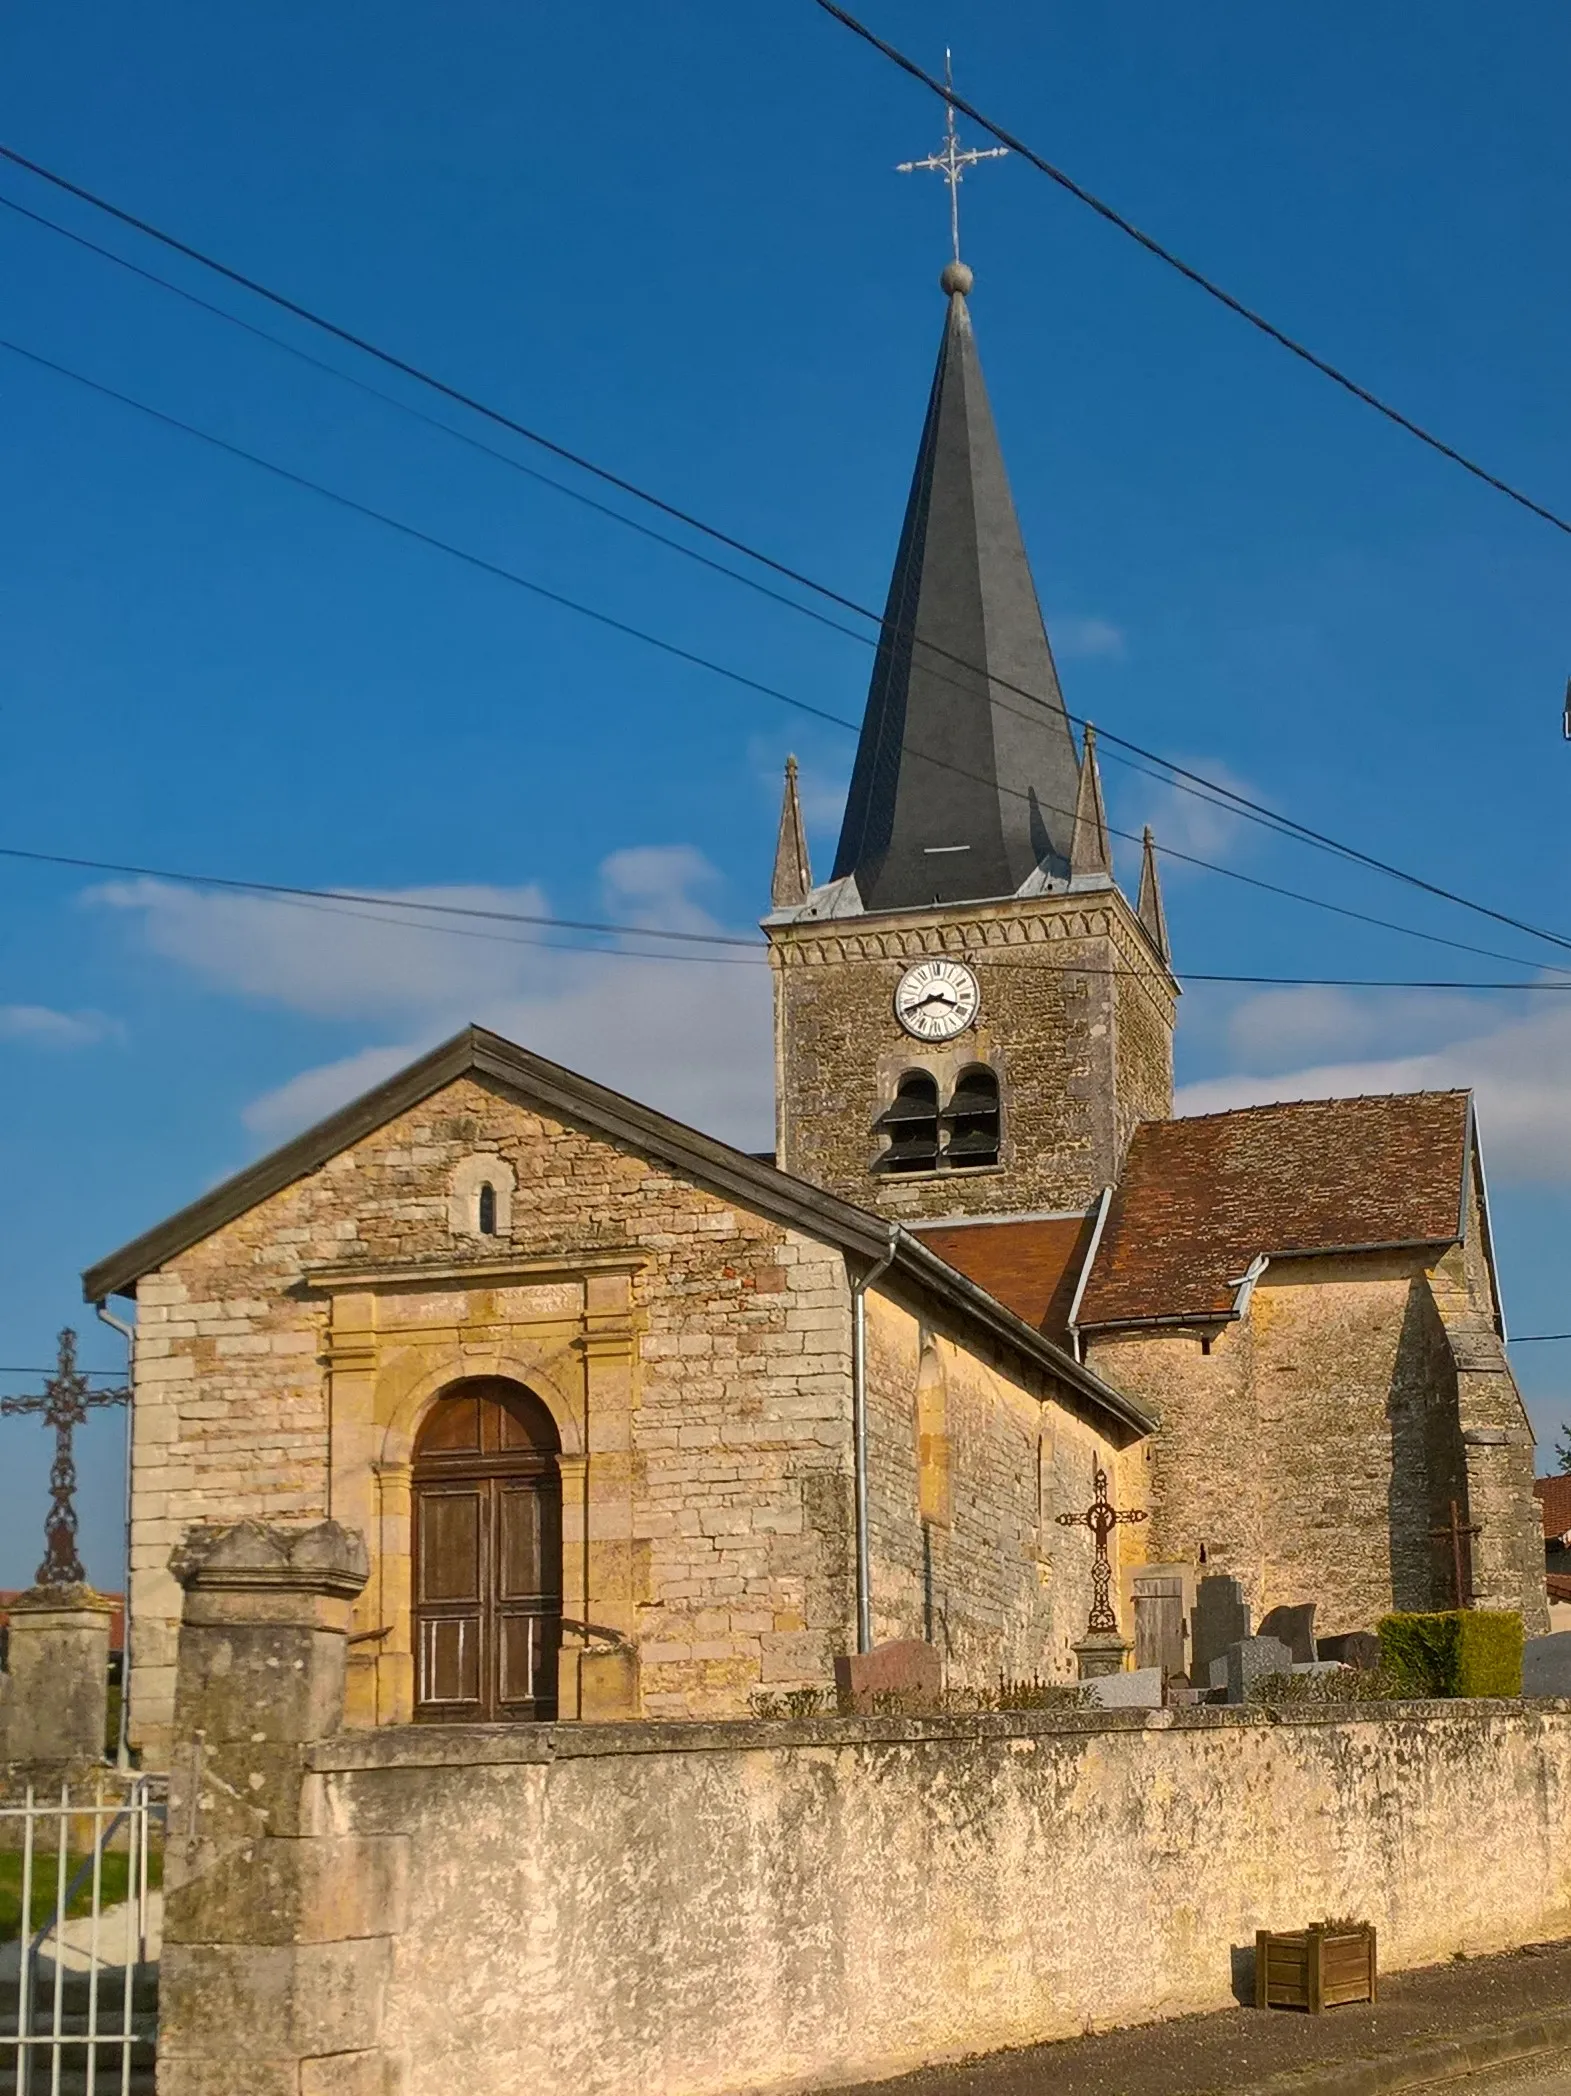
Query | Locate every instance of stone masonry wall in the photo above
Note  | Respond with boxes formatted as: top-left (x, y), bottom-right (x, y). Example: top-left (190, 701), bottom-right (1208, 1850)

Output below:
top-left (861, 1291), bottom-right (1145, 1681)
top-left (1088, 1245), bottom-right (1547, 1637)
top-left (303, 1702), bottom-right (1571, 2096)
top-left (126, 1074), bottom-right (863, 1756)
top-left (770, 885), bottom-right (1175, 1223)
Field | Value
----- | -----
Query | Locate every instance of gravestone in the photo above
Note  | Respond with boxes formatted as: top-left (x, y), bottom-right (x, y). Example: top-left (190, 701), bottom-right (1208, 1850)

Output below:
top-left (1258, 1602), bottom-right (1317, 1664)
top-left (1221, 1635), bottom-right (1294, 1704)
top-left (1087, 1665), bottom-right (1163, 1710)
top-left (1317, 1631), bottom-right (1381, 1672)
top-left (1191, 1573), bottom-right (1251, 1682)
top-left (1, 1583), bottom-right (113, 1764)
top-left (1133, 1571), bottom-right (1186, 1678)
top-left (1522, 1631), bottom-right (1571, 1698)
top-left (834, 1638), bottom-right (942, 1713)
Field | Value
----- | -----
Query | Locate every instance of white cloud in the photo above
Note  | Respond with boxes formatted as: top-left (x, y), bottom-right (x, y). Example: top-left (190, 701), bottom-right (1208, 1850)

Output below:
top-left (101, 851), bottom-right (776, 1155)
top-left (1177, 994), bottom-right (1571, 1186)
top-left (0, 1005), bottom-right (117, 1047)
top-left (1220, 985), bottom-right (1500, 1069)
top-left (1052, 615), bottom-right (1127, 662)
top-left (1117, 755), bottom-right (1263, 868)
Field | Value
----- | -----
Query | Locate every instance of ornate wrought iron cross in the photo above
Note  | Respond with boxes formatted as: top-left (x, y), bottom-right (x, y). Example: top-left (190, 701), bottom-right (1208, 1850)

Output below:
top-left (0, 1329), bottom-right (129, 1587)
top-left (896, 49), bottom-right (1009, 264)
top-left (1058, 1463), bottom-right (1147, 1635)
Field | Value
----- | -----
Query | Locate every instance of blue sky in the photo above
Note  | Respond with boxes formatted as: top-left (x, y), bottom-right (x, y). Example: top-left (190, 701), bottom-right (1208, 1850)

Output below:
top-left (3, 1), bottom-right (1571, 1585)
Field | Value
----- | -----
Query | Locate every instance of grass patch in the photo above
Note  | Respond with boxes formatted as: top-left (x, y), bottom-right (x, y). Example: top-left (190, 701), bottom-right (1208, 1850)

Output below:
top-left (0, 1847), bottom-right (163, 1942)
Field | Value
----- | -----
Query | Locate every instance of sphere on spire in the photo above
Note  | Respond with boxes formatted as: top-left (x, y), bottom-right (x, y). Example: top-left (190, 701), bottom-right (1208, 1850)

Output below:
top-left (940, 260), bottom-right (974, 297)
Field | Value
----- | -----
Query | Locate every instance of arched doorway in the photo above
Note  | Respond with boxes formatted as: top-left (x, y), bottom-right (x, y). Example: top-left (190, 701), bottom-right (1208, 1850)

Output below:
top-left (412, 1377), bottom-right (562, 1721)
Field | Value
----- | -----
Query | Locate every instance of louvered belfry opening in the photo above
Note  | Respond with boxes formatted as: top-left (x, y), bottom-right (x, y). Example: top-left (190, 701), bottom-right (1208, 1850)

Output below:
top-left (412, 1377), bottom-right (563, 1721)
top-left (944, 1065), bottom-right (1001, 1168)
top-left (877, 1071), bottom-right (942, 1173)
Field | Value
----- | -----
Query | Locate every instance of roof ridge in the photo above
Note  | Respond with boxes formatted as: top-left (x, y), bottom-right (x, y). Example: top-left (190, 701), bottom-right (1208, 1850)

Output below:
top-left (1157, 1088), bottom-right (1472, 1131)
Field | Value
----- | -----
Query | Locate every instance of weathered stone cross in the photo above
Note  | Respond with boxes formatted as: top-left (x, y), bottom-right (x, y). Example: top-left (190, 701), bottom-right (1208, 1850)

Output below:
top-left (0, 1328), bottom-right (129, 1587)
top-left (1058, 1463), bottom-right (1147, 1635)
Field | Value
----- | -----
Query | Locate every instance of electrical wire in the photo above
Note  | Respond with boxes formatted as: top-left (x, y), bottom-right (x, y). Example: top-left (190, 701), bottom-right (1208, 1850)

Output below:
top-left (810, 1), bottom-right (1571, 542)
top-left (7, 329), bottom-right (1568, 991)
top-left (6, 146), bottom-right (1571, 968)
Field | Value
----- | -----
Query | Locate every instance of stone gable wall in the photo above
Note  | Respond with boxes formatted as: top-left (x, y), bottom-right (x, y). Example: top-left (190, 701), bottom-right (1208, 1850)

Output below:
top-left (770, 888), bottom-right (1176, 1222)
top-left (1087, 1243), bottom-right (1547, 1638)
top-left (126, 1075), bottom-right (862, 1755)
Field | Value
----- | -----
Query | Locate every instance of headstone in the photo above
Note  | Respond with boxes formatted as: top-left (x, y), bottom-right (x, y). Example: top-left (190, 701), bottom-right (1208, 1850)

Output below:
top-left (834, 1638), bottom-right (942, 1714)
top-left (1191, 1573), bottom-right (1251, 1682)
top-left (1086, 1665), bottom-right (1163, 1709)
top-left (1317, 1631), bottom-right (1381, 1672)
top-left (1133, 1572), bottom-right (1186, 1678)
top-left (1223, 1635), bottom-right (1294, 1704)
top-left (1258, 1602), bottom-right (1317, 1664)
top-left (1522, 1631), bottom-right (1571, 1699)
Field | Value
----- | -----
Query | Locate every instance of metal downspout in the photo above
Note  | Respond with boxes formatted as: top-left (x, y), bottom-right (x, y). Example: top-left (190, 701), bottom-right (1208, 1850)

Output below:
top-left (851, 1226), bottom-right (899, 1656)
top-left (95, 1300), bottom-right (136, 1770)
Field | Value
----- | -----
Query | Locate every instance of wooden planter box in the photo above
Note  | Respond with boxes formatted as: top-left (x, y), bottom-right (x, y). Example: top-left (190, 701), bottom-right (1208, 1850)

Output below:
top-left (1255, 1924), bottom-right (1377, 2012)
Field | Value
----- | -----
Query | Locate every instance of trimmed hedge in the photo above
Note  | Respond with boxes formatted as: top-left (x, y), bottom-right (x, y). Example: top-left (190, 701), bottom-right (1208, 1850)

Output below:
top-left (1377, 1610), bottom-right (1523, 1697)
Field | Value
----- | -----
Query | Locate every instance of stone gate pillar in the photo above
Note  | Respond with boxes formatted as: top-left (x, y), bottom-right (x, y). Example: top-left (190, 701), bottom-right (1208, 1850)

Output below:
top-left (2, 1583), bottom-right (112, 1765)
top-left (159, 1520), bottom-right (406, 2096)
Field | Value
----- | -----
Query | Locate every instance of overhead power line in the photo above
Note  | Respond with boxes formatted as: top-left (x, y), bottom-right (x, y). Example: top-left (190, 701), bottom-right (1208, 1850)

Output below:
top-left (9, 328), bottom-right (1571, 990)
top-left (810, 0), bottom-right (1571, 542)
top-left (10, 835), bottom-right (1571, 992)
top-left (6, 150), bottom-right (1571, 972)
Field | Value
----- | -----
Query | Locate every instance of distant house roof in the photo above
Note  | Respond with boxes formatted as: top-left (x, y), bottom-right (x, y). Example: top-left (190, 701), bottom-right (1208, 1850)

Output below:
top-left (1535, 1476), bottom-right (1571, 1546)
top-left (910, 1212), bottom-right (1099, 1348)
top-left (1077, 1092), bottom-right (1473, 1330)
top-left (1546, 1572), bottom-right (1571, 1607)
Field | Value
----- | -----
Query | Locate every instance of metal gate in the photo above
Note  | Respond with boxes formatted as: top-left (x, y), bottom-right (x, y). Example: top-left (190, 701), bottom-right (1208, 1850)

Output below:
top-left (0, 1778), bottom-right (161, 2094)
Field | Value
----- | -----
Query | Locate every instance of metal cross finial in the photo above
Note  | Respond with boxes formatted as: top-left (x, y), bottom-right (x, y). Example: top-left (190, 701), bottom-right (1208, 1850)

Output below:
top-left (1057, 1462), bottom-right (1148, 1635)
top-left (0, 1328), bottom-right (129, 1587)
top-left (896, 49), bottom-right (1009, 265)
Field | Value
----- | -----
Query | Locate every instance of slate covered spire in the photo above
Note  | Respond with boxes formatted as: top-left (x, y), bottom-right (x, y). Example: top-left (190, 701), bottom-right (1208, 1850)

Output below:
top-left (1069, 722), bottom-right (1112, 881)
top-left (831, 262), bottom-right (1083, 914)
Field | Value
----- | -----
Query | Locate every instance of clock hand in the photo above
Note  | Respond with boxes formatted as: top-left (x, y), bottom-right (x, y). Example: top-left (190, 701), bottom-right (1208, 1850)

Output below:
top-left (909, 989), bottom-right (960, 1012)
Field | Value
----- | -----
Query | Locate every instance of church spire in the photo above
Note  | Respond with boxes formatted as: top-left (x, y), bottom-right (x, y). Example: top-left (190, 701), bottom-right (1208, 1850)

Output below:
top-left (830, 266), bottom-right (1083, 914)
top-left (771, 756), bottom-right (812, 910)
top-left (1069, 723), bottom-right (1112, 881)
top-left (1137, 825), bottom-right (1171, 963)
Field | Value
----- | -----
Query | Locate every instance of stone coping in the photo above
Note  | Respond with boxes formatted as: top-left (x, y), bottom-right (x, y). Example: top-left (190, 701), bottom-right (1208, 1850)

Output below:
top-left (307, 1698), bottom-right (1571, 1774)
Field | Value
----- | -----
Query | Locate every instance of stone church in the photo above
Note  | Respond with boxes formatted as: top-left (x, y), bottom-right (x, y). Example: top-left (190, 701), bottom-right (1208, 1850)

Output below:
top-left (85, 260), bottom-right (1544, 1761)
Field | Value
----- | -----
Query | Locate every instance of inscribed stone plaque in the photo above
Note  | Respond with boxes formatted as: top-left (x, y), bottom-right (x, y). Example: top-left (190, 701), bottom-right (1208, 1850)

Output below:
top-left (1522, 1631), bottom-right (1571, 1699)
top-left (1258, 1603), bottom-right (1317, 1665)
top-left (1191, 1574), bottom-right (1251, 1682)
top-left (1087, 1666), bottom-right (1163, 1710)
top-left (1223, 1635), bottom-right (1294, 1704)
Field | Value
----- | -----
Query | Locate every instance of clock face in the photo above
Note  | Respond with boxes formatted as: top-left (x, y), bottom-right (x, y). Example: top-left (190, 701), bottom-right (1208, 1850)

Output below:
top-left (894, 958), bottom-right (980, 1041)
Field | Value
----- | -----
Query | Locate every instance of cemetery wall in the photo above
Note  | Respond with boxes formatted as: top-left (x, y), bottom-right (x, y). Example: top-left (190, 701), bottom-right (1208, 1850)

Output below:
top-left (306, 1701), bottom-right (1571, 2096)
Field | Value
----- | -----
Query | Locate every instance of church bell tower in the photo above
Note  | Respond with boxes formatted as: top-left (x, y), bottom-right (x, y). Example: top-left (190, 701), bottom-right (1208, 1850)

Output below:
top-left (765, 261), bottom-right (1177, 1223)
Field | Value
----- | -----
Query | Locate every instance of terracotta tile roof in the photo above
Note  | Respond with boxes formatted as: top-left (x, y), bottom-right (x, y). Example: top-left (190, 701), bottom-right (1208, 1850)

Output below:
top-left (1546, 1573), bottom-right (1571, 1606)
top-left (1078, 1092), bottom-right (1471, 1329)
top-left (911, 1212), bottom-right (1099, 1346)
top-left (1535, 1476), bottom-right (1571, 1545)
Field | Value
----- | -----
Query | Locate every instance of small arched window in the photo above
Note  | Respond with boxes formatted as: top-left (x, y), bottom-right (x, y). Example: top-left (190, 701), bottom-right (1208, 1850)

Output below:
top-left (877, 1071), bottom-right (941, 1174)
top-left (477, 1182), bottom-right (498, 1236)
top-left (944, 1065), bottom-right (1001, 1169)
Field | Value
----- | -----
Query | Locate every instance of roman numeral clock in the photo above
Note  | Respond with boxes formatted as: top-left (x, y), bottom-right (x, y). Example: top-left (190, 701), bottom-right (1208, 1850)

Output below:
top-left (894, 958), bottom-right (980, 1042)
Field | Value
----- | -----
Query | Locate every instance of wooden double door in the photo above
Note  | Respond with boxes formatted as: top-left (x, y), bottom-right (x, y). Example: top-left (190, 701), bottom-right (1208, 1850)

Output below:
top-left (412, 1378), bottom-right (563, 1722)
